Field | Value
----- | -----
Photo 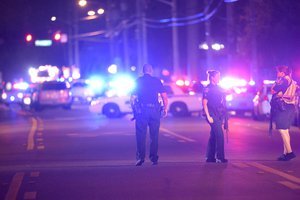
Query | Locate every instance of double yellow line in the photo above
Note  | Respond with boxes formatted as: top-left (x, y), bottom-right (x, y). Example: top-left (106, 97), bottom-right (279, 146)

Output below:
top-left (27, 117), bottom-right (37, 151)
top-left (27, 117), bottom-right (44, 151)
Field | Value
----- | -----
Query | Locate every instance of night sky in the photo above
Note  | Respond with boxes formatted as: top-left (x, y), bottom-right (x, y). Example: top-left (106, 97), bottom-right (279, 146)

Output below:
top-left (1, 0), bottom-right (300, 82)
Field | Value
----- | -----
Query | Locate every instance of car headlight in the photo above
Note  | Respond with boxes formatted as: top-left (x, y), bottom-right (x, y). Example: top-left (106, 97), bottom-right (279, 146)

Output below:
top-left (24, 97), bottom-right (31, 105)
top-left (10, 96), bottom-right (15, 102)
top-left (17, 92), bottom-right (24, 99)
top-left (91, 100), bottom-right (98, 106)
top-left (1, 93), bottom-right (7, 99)
top-left (226, 94), bottom-right (233, 102)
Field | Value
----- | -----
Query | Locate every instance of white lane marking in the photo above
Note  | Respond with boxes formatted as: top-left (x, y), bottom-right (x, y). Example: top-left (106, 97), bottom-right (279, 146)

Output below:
top-left (232, 162), bottom-right (250, 168)
top-left (0, 159), bottom-right (204, 171)
top-left (37, 146), bottom-right (45, 150)
top-left (249, 162), bottom-right (300, 184)
top-left (160, 127), bottom-right (196, 142)
top-left (30, 172), bottom-right (40, 177)
top-left (27, 118), bottom-right (37, 151)
top-left (5, 172), bottom-right (24, 200)
top-left (278, 181), bottom-right (300, 190)
top-left (24, 191), bottom-right (37, 199)
top-left (67, 131), bottom-right (134, 137)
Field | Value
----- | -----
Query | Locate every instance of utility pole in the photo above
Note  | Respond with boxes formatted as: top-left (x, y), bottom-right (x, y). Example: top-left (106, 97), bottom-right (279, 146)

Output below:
top-left (171, 0), bottom-right (180, 76)
top-left (74, 21), bottom-right (80, 69)
top-left (136, 0), bottom-right (147, 72)
top-left (122, 21), bottom-right (130, 71)
top-left (156, 0), bottom-right (180, 76)
top-left (67, 2), bottom-right (74, 67)
top-left (72, 2), bottom-right (80, 70)
top-left (186, 0), bottom-right (201, 81)
top-left (204, 0), bottom-right (213, 70)
top-left (121, 0), bottom-right (130, 71)
top-left (250, 0), bottom-right (258, 82)
top-left (106, 0), bottom-right (115, 67)
top-left (226, 2), bottom-right (234, 74)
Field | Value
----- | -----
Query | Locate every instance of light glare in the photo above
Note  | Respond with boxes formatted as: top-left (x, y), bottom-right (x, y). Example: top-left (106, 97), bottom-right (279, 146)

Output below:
top-left (78, 0), bottom-right (87, 7)
top-left (87, 10), bottom-right (96, 16)
top-left (97, 8), bottom-right (105, 15)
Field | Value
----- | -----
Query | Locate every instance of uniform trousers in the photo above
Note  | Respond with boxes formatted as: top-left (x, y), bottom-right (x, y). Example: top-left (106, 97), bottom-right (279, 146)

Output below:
top-left (135, 105), bottom-right (161, 162)
top-left (206, 117), bottom-right (225, 160)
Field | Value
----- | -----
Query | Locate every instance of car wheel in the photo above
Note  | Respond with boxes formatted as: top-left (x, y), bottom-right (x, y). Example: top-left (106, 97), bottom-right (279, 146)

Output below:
top-left (102, 103), bottom-right (121, 118)
top-left (170, 102), bottom-right (189, 117)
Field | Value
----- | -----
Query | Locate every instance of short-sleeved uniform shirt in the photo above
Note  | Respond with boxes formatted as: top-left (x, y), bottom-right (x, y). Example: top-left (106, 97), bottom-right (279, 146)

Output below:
top-left (132, 74), bottom-right (165, 104)
top-left (203, 83), bottom-right (225, 118)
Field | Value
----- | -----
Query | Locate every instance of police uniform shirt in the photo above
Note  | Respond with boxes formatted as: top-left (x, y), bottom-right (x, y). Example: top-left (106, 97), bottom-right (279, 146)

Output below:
top-left (132, 74), bottom-right (165, 104)
top-left (203, 84), bottom-right (225, 117)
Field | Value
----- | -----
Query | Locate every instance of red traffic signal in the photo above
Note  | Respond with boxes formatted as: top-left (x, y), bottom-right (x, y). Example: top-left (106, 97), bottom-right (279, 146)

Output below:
top-left (25, 34), bottom-right (33, 42)
top-left (53, 32), bottom-right (61, 41)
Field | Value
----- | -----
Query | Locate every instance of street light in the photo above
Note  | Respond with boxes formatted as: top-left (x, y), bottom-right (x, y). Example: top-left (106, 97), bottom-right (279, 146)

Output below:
top-left (97, 8), bottom-right (105, 15)
top-left (51, 16), bottom-right (57, 22)
top-left (78, 0), bottom-right (87, 7)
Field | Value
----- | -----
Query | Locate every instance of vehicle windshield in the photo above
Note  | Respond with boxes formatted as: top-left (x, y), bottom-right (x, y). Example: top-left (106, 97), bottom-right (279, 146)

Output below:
top-left (42, 82), bottom-right (67, 90)
top-left (72, 82), bottom-right (88, 87)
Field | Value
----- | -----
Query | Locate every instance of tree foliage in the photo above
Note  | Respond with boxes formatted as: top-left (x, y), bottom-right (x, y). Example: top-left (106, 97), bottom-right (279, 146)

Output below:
top-left (237, 0), bottom-right (300, 72)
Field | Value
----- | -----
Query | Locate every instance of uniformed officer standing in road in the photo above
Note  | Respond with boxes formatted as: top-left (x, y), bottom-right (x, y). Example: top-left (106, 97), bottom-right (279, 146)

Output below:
top-left (130, 64), bottom-right (168, 166)
top-left (202, 70), bottom-right (228, 163)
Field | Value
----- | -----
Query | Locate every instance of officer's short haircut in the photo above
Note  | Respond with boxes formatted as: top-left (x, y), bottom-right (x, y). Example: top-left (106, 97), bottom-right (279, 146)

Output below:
top-left (207, 70), bottom-right (220, 81)
top-left (143, 64), bottom-right (153, 74)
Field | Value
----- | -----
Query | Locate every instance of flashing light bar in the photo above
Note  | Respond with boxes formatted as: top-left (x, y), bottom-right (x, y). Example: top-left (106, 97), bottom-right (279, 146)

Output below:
top-left (263, 80), bottom-right (275, 85)
top-left (35, 40), bottom-right (52, 47)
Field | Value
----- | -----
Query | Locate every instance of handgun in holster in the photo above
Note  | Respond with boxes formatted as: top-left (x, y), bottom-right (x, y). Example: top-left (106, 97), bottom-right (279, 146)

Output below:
top-left (131, 100), bottom-right (142, 121)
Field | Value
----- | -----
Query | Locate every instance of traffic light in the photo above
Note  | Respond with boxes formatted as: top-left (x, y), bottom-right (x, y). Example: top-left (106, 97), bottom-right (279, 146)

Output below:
top-left (53, 32), bottom-right (61, 41)
top-left (25, 34), bottom-right (33, 42)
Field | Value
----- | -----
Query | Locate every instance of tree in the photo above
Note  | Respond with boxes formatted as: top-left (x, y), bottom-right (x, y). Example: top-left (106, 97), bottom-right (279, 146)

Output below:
top-left (236, 0), bottom-right (300, 80)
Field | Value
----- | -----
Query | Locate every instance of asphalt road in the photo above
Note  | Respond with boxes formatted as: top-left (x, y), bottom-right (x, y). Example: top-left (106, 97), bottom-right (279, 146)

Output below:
top-left (0, 103), bottom-right (300, 200)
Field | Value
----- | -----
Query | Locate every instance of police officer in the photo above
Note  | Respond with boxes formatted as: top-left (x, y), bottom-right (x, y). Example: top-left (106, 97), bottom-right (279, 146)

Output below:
top-left (130, 64), bottom-right (168, 166)
top-left (202, 70), bottom-right (228, 163)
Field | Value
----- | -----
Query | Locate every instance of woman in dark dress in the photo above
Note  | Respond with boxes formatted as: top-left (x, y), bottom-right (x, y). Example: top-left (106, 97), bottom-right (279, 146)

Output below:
top-left (271, 66), bottom-right (297, 161)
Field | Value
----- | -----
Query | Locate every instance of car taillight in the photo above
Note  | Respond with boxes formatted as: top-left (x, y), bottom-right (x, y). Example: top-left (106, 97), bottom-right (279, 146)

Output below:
top-left (62, 90), bottom-right (69, 97)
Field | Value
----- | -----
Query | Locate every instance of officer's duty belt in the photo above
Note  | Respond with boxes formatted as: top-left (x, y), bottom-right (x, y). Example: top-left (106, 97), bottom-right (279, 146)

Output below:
top-left (140, 103), bottom-right (158, 108)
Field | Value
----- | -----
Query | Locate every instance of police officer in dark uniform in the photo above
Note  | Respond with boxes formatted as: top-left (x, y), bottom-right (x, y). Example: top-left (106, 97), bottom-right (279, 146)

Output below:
top-left (130, 64), bottom-right (168, 166)
top-left (202, 70), bottom-right (228, 163)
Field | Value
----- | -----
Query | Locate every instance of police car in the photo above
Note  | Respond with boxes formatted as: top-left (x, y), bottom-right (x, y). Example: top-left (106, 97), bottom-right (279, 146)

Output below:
top-left (89, 83), bottom-right (203, 118)
top-left (252, 80), bottom-right (300, 123)
top-left (252, 83), bottom-right (273, 120)
top-left (28, 81), bottom-right (73, 110)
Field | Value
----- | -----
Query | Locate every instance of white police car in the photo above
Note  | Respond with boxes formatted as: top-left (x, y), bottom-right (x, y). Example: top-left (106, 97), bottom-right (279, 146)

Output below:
top-left (89, 84), bottom-right (203, 118)
top-left (252, 83), bottom-right (273, 120)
